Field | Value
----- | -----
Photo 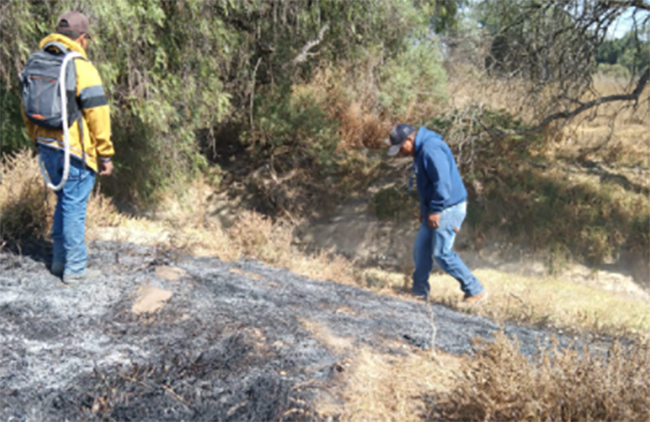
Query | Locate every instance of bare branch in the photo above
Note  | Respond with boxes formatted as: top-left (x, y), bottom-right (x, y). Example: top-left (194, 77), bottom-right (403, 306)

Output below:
top-left (290, 24), bottom-right (329, 66)
top-left (499, 69), bottom-right (650, 137)
top-left (607, 0), bottom-right (650, 12)
top-left (249, 57), bottom-right (263, 130)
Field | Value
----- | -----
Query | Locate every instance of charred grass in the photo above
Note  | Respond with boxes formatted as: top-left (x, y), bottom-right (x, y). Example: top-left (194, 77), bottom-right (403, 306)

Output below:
top-left (3, 151), bottom-right (650, 421)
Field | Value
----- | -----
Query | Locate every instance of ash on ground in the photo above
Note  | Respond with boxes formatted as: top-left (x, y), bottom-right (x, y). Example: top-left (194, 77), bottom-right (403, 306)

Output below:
top-left (1, 241), bottom-right (564, 421)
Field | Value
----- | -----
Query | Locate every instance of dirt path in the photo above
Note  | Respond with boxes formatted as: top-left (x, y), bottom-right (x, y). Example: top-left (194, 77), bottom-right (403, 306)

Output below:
top-left (1, 241), bottom-right (577, 420)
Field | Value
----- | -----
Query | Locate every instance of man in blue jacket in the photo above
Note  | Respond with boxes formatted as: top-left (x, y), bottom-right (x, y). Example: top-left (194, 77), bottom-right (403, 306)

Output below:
top-left (387, 123), bottom-right (487, 305)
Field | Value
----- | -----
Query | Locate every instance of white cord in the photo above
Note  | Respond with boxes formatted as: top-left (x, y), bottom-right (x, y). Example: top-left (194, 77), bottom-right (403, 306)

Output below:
top-left (39, 51), bottom-right (83, 191)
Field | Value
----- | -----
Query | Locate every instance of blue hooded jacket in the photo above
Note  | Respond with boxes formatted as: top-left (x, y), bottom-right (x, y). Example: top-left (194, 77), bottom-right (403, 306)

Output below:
top-left (414, 127), bottom-right (467, 217)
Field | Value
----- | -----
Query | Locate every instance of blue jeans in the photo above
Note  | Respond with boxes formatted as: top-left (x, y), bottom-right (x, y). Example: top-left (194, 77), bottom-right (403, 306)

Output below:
top-left (39, 147), bottom-right (96, 277)
top-left (413, 201), bottom-right (484, 298)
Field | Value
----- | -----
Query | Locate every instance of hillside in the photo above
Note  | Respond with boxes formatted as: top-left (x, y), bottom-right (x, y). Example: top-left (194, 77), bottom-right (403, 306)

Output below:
top-left (1, 240), bottom-right (600, 421)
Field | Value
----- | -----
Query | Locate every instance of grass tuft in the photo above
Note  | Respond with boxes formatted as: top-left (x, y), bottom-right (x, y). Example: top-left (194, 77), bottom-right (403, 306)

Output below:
top-left (0, 150), bottom-right (51, 242)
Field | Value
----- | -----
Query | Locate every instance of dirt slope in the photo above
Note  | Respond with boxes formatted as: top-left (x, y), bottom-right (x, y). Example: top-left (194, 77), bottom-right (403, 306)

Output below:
top-left (1, 241), bottom-right (572, 421)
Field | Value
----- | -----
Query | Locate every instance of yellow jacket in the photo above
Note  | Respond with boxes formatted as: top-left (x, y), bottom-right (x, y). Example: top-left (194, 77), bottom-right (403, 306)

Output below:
top-left (23, 33), bottom-right (114, 173)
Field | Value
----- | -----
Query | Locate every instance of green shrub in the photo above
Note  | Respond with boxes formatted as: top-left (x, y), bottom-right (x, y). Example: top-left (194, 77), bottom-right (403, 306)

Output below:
top-left (597, 63), bottom-right (631, 80)
top-left (379, 38), bottom-right (448, 119)
top-left (369, 186), bottom-right (418, 221)
top-left (247, 87), bottom-right (342, 173)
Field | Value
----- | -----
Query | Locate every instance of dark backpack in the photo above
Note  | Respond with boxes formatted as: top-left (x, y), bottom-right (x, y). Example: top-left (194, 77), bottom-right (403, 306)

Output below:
top-left (20, 41), bottom-right (83, 130)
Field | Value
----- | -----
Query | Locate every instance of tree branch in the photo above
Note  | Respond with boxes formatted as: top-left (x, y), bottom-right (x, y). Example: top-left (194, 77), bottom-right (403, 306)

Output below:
top-left (290, 23), bottom-right (329, 66)
top-left (607, 0), bottom-right (650, 12)
top-left (497, 68), bottom-right (649, 137)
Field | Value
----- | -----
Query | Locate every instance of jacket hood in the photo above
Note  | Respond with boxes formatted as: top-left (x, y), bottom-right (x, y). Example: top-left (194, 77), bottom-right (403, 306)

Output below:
top-left (39, 33), bottom-right (87, 59)
top-left (414, 126), bottom-right (427, 156)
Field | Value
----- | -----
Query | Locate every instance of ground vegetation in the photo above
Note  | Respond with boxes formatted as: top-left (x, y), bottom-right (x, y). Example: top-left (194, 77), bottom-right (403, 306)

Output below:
top-left (1, 1), bottom-right (650, 419)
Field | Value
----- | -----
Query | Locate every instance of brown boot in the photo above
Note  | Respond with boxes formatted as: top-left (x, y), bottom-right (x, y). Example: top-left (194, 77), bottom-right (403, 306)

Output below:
top-left (460, 291), bottom-right (488, 307)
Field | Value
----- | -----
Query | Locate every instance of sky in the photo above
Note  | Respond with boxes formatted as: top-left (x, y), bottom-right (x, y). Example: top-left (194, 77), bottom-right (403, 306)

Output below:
top-left (606, 6), bottom-right (649, 39)
top-left (608, 9), bottom-right (635, 39)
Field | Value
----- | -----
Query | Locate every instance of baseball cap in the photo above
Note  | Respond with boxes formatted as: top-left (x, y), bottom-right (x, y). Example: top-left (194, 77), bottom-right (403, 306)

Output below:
top-left (56, 11), bottom-right (92, 39)
top-left (386, 123), bottom-right (415, 156)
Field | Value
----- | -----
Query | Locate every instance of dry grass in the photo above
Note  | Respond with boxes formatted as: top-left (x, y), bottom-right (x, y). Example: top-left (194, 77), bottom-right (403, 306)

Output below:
top-left (315, 346), bottom-right (460, 421)
top-left (550, 74), bottom-right (650, 166)
top-left (444, 70), bottom-right (649, 271)
top-left (0, 153), bottom-right (353, 289)
top-left (171, 209), bottom-right (359, 286)
top-left (0, 150), bottom-right (51, 242)
top-left (316, 332), bottom-right (650, 422)
top-left (4, 151), bottom-right (650, 422)
top-left (6, 152), bottom-right (647, 342)
top-left (476, 164), bottom-right (650, 267)
top-left (363, 267), bottom-right (650, 340)
top-left (0, 150), bottom-right (122, 243)
top-left (137, 180), bottom-right (359, 285)
top-left (432, 332), bottom-right (650, 421)
top-left (293, 65), bottom-right (390, 150)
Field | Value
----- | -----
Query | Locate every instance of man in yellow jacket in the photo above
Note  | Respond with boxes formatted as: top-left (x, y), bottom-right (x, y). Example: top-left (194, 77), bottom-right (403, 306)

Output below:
top-left (23, 11), bottom-right (114, 283)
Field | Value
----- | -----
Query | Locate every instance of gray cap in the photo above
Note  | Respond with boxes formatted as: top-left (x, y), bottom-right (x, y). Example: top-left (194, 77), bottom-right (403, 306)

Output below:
top-left (386, 123), bottom-right (415, 156)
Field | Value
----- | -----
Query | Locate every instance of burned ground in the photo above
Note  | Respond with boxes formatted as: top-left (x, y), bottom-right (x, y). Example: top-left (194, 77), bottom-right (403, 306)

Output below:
top-left (1, 241), bottom-right (574, 421)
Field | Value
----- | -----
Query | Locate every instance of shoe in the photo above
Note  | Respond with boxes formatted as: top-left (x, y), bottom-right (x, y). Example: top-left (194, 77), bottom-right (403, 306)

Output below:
top-left (62, 268), bottom-right (102, 285)
top-left (51, 266), bottom-right (63, 278)
top-left (461, 291), bottom-right (488, 307)
top-left (412, 290), bottom-right (430, 302)
top-left (416, 294), bottom-right (430, 303)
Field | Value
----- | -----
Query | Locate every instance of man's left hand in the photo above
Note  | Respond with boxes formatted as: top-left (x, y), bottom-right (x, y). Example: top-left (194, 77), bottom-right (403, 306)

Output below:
top-left (427, 213), bottom-right (440, 229)
top-left (99, 160), bottom-right (113, 177)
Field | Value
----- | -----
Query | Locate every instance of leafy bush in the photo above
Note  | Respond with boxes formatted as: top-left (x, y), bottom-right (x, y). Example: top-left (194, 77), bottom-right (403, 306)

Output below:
top-left (379, 38), bottom-right (448, 119)
top-left (248, 87), bottom-right (342, 172)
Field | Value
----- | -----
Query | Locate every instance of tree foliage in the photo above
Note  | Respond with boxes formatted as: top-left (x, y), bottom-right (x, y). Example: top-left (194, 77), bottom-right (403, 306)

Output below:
top-left (597, 25), bottom-right (650, 75)
top-left (0, 0), bottom-right (448, 205)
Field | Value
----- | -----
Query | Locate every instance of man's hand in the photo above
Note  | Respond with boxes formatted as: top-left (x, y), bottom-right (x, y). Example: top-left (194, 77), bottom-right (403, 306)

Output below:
top-left (99, 160), bottom-right (113, 177)
top-left (427, 213), bottom-right (441, 229)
